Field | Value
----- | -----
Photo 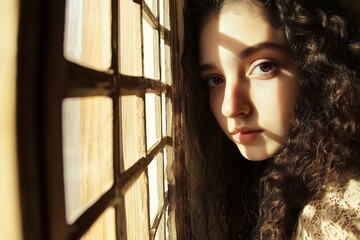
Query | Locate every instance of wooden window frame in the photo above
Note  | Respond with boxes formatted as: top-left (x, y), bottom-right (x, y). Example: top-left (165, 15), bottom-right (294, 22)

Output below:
top-left (16, 0), bottom-right (183, 239)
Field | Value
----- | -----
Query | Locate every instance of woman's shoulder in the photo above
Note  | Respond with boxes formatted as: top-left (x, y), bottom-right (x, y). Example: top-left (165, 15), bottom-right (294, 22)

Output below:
top-left (293, 179), bottom-right (360, 239)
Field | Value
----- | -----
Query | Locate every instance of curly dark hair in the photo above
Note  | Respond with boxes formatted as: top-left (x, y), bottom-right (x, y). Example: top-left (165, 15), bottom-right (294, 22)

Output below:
top-left (177, 0), bottom-right (360, 239)
top-left (256, 0), bottom-right (360, 239)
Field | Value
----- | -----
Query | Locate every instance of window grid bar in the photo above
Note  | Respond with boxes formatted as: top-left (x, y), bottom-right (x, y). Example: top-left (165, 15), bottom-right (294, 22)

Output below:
top-left (16, 0), bottom-right (45, 238)
top-left (109, 0), bottom-right (128, 239)
top-left (133, 0), bottom-right (159, 32)
top-left (40, 0), bottom-right (70, 238)
top-left (117, 196), bottom-right (128, 239)
top-left (119, 136), bottom-right (171, 193)
top-left (68, 189), bottom-right (119, 239)
top-left (143, 1), bottom-right (159, 30)
top-left (64, 62), bottom-right (114, 97)
top-left (160, 27), bottom-right (171, 46)
top-left (138, 0), bottom-right (152, 235)
top-left (118, 75), bottom-right (170, 94)
top-left (139, 0), bottom-right (145, 78)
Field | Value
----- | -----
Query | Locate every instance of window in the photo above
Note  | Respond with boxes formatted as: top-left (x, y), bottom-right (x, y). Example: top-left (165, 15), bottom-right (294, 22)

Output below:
top-left (16, 0), bottom-right (184, 239)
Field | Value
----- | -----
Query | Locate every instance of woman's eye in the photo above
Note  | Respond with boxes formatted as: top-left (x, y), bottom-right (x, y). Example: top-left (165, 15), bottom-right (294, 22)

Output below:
top-left (206, 76), bottom-right (225, 87)
top-left (250, 60), bottom-right (278, 78)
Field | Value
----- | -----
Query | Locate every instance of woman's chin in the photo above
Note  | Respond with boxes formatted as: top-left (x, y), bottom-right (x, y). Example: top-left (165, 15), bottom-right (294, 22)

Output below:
top-left (237, 145), bottom-right (278, 161)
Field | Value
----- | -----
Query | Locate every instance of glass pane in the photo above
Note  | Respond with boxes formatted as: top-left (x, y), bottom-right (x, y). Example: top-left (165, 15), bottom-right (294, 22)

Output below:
top-left (143, 18), bottom-right (160, 80)
top-left (159, 0), bottom-right (164, 26)
top-left (165, 207), bottom-right (170, 239)
top-left (64, 0), bottom-right (111, 70)
top-left (161, 93), bottom-right (167, 137)
top-left (148, 153), bottom-right (164, 222)
top-left (145, 93), bottom-right (161, 150)
top-left (159, 0), bottom-right (170, 29)
top-left (62, 97), bottom-right (113, 224)
top-left (162, 94), bottom-right (172, 138)
top-left (155, 216), bottom-right (166, 240)
top-left (80, 208), bottom-right (116, 240)
top-left (124, 172), bottom-right (149, 239)
top-left (119, 0), bottom-right (142, 76)
top-left (120, 95), bottom-right (146, 171)
top-left (164, 146), bottom-right (172, 193)
top-left (144, 0), bottom-right (158, 17)
top-left (160, 39), bottom-right (172, 85)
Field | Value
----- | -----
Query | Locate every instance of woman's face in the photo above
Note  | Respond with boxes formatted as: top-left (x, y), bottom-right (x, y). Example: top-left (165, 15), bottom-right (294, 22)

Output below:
top-left (199, 5), bottom-right (299, 161)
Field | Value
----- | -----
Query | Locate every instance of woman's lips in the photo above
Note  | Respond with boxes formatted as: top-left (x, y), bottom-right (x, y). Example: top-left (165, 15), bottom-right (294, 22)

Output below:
top-left (231, 129), bottom-right (263, 143)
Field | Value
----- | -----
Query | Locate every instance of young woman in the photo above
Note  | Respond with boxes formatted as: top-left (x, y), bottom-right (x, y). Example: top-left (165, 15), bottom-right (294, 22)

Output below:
top-left (176, 0), bottom-right (360, 239)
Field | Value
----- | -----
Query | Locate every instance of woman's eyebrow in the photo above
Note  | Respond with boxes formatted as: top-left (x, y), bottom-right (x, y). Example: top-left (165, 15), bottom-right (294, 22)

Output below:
top-left (239, 42), bottom-right (288, 59)
top-left (199, 63), bottom-right (217, 73)
top-left (199, 42), bottom-right (288, 73)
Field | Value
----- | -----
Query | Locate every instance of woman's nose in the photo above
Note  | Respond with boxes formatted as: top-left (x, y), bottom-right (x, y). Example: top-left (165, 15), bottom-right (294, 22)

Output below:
top-left (221, 80), bottom-right (251, 118)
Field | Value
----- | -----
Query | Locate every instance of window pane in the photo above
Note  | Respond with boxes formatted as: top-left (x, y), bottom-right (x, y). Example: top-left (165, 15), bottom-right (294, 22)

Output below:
top-left (160, 39), bottom-right (172, 85)
top-left (162, 94), bottom-right (172, 138)
top-left (145, 93), bottom-right (161, 150)
top-left (159, 0), bottom-right (164, 26)
top-left (143, 18), bottom-right (160, 80)
top-left (159, 0), bottom-right (170, 29)
top-left (148, 153), bottom-right (164, 222)
top-left (120, 95), bottom-right (146, 171)
top-left (80, 208), bottom-right (116, 240)
top-left (62, 97), bottom-right (114, 224)
top-left (64, 0), bottom-right (111, 70)
top-left (119, 0), bottom-right (142, 76)
top-left (164, 146), bottom-right (172, 193)
top-left (155, 215), bottom-right (166, 240)
top-left (161, 93), bottom-right (167, 137)
top-left (124, 172), bottom-right (149, 239)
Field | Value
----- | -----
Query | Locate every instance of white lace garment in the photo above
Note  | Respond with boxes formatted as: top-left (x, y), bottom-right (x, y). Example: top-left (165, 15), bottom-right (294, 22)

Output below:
top-left (293, 179), bottom-right (360, 239)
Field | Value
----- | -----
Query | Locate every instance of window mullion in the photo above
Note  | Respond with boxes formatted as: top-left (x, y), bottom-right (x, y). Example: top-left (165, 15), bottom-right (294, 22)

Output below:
top-left (69, 190), bottom-right (118, 239)
top-left (111, 0), bottom-right (129, 239)
top-left (64, 62), bottom-right (114, 97)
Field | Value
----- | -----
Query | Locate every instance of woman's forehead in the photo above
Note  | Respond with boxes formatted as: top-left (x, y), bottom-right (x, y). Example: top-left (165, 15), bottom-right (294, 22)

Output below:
top-left (199, 7), bottom-right (287, 58)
